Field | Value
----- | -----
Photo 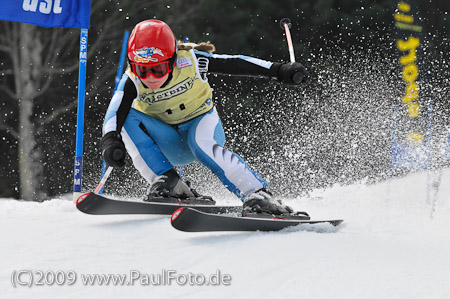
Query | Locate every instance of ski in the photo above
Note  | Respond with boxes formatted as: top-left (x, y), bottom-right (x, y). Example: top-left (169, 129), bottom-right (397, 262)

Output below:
top-left (76, 192), bottom-right (242, 215)
top-left (171, 207), bottom-right (344, 232)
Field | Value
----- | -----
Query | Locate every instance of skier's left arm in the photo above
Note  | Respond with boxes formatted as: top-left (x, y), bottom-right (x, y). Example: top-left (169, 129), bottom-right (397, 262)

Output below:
top-left (194, 50), bottom-right (308, 86)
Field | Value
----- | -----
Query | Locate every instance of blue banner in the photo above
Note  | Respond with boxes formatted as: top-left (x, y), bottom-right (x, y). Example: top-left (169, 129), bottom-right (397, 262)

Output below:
top-left (0, 0), bottom-right (90, 28)
top-left (390, 0), bottom-right (430, 170)
top-left (391, 143), bottom-right (428, 170)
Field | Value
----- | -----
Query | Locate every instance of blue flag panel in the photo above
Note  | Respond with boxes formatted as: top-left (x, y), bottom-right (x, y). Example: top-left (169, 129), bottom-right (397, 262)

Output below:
top-left (0, 0), bottom-right (90, 28)
top-left (391, 143), bottom-right (428, 170)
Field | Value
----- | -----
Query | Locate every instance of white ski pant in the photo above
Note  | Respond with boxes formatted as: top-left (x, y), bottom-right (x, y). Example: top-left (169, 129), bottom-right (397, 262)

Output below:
top-left (121, 107), bottom-right (267, 200)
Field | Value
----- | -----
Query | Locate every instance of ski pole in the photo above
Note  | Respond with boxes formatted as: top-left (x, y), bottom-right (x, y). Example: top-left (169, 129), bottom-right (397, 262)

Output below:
top-left (94, 166), bottom-right (113, 194)
top-left (98, 31), bottom-right (130, 195)
top-left (280, 18), bottom-right (303, 84)
top-left (178, 36), bottom-right (191, 180)
top-left (280, 18), bottom-right (295, 63)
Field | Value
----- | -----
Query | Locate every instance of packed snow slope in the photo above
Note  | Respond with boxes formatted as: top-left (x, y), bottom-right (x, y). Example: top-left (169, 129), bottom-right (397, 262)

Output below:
top-left (1, 169), bottom-right (450, 299)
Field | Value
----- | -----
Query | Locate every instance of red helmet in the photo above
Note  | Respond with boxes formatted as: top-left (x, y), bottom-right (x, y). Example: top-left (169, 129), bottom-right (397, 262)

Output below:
top-left (127, 20), bottom-right (176, 64)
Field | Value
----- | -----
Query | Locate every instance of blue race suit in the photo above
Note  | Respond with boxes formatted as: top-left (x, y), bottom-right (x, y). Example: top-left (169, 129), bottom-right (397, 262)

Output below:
top-left (103, 49), bottom-right (278, 200)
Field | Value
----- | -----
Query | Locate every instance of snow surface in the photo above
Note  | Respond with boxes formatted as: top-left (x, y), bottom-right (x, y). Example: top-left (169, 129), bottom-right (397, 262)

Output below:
top-left (1, 169), bottom-right (450, 299)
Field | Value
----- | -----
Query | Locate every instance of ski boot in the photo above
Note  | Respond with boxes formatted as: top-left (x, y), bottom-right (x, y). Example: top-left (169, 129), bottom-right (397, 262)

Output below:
top-left (144, 168), bottom-right (215, 205)
top-left (242, 189), bottom-right (310, 220)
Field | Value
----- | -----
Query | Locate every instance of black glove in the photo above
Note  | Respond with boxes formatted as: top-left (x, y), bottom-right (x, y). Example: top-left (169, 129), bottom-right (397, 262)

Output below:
top-left (102, 131), bottom-right (126, 168)
top-left (270, 62), bottom-right (308, 85)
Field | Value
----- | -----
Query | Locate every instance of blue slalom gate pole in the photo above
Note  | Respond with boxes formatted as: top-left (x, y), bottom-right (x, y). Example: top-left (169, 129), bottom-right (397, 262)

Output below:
top-left (446, 124), bottom-right (450, 160)
top-left (99, 31), bottom-right (130, 194)
top-left (426, 100), bottom-right (434, 169)
top-left (389, 106), bottom-right (400, 173)
top-left (73, 28), bottom-right (89, 200)
top-left (426, 100), bottom-right (433, 206)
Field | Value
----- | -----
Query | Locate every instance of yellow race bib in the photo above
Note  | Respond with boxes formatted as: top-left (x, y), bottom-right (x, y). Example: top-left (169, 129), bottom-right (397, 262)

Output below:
top-left (128, 49), bottom-right (214, 124)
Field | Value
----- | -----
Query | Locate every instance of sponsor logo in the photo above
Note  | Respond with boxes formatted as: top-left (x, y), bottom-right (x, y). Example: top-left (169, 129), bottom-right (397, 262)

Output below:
top-left (177, 57), bottom-right (193, 69)
top-left (197, 57), bottom-right (209, 73)
top-left (79, 34), bottom-right (88, 62)
top-left (395, 1), bottom-right (423, 145)
top-left (139, 77), bottom-right (196, 104)
top-left (133, 47), bottom-right (164, 63)
top-left (22, 0), bottom-right (63, 14)
top-left (206, 98), bottom-right (212, 106)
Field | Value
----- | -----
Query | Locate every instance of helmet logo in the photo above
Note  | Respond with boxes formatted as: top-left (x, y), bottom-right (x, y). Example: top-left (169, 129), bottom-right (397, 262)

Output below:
top-left (133, 47), bottom-right (164, 63)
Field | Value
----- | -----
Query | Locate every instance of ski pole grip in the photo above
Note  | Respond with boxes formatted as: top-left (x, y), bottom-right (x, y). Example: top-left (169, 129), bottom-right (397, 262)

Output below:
top-left (292, 72), bottom-right (304, 84)
top-left (113, 148), bottom-right (124, 161)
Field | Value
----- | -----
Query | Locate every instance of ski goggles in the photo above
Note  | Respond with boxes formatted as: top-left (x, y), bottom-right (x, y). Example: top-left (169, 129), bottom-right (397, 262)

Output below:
top-left (130, 61), bottom-right (171, 79)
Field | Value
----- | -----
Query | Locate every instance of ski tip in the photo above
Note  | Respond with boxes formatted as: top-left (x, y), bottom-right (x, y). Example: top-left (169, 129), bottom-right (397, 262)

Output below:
top-left (331, 220), bottom-right (344, 226)
top-left (171, 207), bottom-right (185, 223)
top-left (75, 192), bottom-right (90, 205)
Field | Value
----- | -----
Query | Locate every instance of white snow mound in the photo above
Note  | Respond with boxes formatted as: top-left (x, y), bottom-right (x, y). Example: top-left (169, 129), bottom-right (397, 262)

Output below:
top-left (1, 169), bottom-right (449, 299)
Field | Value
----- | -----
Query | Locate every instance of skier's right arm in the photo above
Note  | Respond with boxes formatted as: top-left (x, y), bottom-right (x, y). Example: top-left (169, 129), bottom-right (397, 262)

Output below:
top-left (102, 74), bottom-right (137, 167)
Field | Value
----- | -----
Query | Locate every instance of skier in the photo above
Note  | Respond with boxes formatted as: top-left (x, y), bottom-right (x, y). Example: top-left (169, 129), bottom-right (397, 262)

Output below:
top-left (102, 20), bottom-right (308, 217)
